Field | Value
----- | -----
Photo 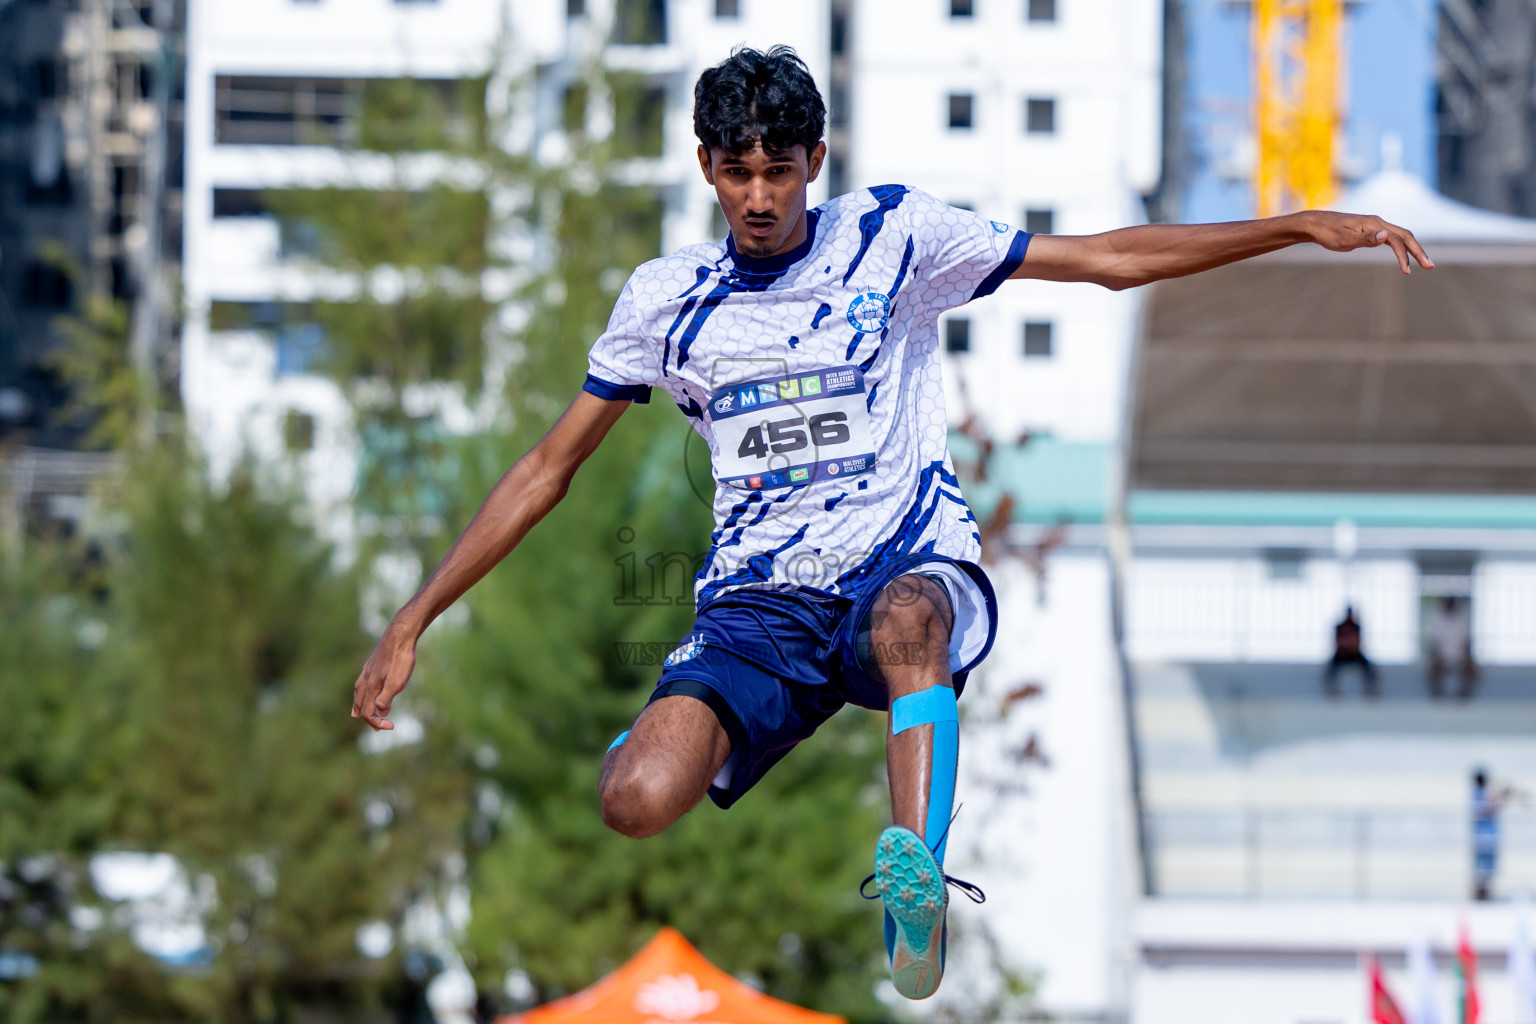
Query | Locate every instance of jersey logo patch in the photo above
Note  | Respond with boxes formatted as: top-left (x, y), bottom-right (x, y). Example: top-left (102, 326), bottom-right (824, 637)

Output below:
top-left (664, 634), bottom-right (707, 667)
top-left (846, 291), bottom-right (891, 333)
top-left (713, 392), bottom-right (735, 413)
top-left (990, 220), bottom-right (1010, 233)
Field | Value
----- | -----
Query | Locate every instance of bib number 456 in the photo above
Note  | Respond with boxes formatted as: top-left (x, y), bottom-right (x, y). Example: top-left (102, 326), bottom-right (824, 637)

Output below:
top-left (736, 412), bottom-right (851, 460)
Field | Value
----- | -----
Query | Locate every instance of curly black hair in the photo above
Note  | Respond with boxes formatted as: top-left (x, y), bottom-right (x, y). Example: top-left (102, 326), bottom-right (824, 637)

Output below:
top-left (693, 45), bottom-right (826, 155)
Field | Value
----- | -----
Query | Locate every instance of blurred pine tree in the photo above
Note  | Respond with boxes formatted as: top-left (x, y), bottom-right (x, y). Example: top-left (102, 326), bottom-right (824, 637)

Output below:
top-left (0, 442), bottom-right (469, 1023)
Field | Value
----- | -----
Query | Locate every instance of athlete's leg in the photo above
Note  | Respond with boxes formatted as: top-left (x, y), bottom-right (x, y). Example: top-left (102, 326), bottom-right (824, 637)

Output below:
top-left (869, 573), bottom-right (957, 854)
top-left (599, 695), bottom-right (731, 839)
top-left (865, 572), bottom-right (961, 1000)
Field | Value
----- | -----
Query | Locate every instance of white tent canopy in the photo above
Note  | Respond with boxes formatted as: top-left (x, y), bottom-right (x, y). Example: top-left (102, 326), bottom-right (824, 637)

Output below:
top-left (1339, 170), bottom-right (1536, 244)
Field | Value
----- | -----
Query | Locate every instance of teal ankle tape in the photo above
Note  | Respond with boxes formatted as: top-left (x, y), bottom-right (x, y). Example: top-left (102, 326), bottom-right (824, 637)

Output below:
top-left (889, 687), bottom-right (959, 865)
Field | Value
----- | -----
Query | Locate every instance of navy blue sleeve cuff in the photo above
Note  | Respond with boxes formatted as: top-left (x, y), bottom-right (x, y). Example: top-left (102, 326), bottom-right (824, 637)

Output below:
top-left (582, 373), bottom-right (652, 404)
top-left (970, 230), bottom-right (1033, 300)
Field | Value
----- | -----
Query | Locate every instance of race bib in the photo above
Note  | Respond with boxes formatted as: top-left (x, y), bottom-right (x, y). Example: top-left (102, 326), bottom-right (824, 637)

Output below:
top-left (707, 366), bottom-right (877, 489)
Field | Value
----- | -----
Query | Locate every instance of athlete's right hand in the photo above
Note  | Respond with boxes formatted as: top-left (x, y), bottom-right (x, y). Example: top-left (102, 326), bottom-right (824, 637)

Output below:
top-left (351, 622), bottom-right (419, 731)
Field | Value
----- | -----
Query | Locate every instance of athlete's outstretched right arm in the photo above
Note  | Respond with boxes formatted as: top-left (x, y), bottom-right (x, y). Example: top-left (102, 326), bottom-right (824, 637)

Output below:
top-left (350, 391), bottom-right (631, 731)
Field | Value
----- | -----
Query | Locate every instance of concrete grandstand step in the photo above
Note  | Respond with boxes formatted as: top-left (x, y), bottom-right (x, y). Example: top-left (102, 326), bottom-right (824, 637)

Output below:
top-left (1132, 661), bottom-right (1536, 898)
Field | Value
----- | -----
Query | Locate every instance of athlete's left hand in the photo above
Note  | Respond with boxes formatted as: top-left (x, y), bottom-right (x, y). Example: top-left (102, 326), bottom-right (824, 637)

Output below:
top-left (351, 620), bottom-right (419, 732)
top-left (1302, 211), bottom-right (1434, 275)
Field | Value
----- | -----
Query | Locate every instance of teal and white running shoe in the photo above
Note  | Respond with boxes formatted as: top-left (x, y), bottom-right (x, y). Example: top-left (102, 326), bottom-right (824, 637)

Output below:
top-left (862, 825), bottom-right (985, 1000)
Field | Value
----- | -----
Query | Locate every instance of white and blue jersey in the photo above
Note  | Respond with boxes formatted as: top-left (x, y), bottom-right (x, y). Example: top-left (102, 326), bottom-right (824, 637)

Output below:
top-left (583, 185), bottom-right (1030, 610)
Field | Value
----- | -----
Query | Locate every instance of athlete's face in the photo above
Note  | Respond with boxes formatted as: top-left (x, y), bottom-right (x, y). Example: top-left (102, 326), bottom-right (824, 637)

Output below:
top-left (699, 140), bottom-right (826, 258)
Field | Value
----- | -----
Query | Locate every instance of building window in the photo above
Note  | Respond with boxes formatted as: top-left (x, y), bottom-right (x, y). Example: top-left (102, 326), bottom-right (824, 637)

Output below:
top-left (30, 58), bottom-right (63, 99)
top-left (945, 318), bottom-right (971, 353)
top-left (1025, 97), bottom-right (1056, 134)
top-left (1023, 320), bottom-right (1052, 357)
top-left (1024, 207), bottom-right (1053, 234)
top-left (950, 200), bottom-right (974, 211)
top-left (827, 152), bottom-right (847, 197)
top-left (212, 188), bottom-right (268, 217)
top-left (562, 82), bottom-right (588, 135)
top-left (280, 220), bottom-right (330, 259)
top-left (1263, 548), bottom-right (1306, 580)
top-left (284, 411), bottom-right (317, 451)
top-left (276, 322), bottom-right (327, 375)
top-left (109, 258), bottom-right (130, 301)
top-left (831, 6), bottom-right (847, 54)
top-left (1026, 0), bottom-right (1056, 21)
top-left (951, 0), bottom-right (974, 16)
top-left (26, 167), bottom-right (72, 206)
top-left (610, 75), bottom-right (667, 158)
top-left (715, 0), bottom-right (740, 16)
top-left (213, 75), bottom-right (469, 148)
top-left (948, 93), bottom-right (974, 130)
top-left (567, 0), bottom-right (585, 13)
top-left (612, 0), bottom-right (666, 44)
top-left (215, 76), bottom-right (354, 146)
top-left (829, 78), bottom-right (848, 128)
top-left (21, 262), bottom-right (72, 309)
top-left (210, 300), bottom-right (278, 331)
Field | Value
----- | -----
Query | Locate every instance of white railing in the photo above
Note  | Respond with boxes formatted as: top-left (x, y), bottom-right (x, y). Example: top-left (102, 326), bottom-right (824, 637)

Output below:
top-left (1147, 808), bottom-right (1536, 900)
top-left (1125, 556), bottom-right (1536, 666)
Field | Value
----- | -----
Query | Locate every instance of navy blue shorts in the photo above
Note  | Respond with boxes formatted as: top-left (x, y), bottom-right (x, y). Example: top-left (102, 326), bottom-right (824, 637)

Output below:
top-left (645, 552), bottom-right (997, 809)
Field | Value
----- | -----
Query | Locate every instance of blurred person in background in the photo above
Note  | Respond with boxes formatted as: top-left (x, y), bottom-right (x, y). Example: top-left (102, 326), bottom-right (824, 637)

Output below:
top-left (1324, 605), bottom-right (1378, 698)
top-left (351, 44), bottom-right (1432, 1002)
top-left (1472, 768), bottom-right (1518, 900)
top-left (1428, 596), bottom-right (1477, 699)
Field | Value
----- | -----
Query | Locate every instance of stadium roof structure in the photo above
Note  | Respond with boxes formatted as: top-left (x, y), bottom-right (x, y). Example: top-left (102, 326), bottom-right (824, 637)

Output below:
top-left (1131, 170), bottom-right (1536, 494)
top-left (499, 928), bottom-right (846, 1024)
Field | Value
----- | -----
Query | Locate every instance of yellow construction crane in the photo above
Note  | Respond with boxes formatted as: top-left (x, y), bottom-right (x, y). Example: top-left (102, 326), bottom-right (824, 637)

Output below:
top-left (1252, 0), bottom-right (1343, 217)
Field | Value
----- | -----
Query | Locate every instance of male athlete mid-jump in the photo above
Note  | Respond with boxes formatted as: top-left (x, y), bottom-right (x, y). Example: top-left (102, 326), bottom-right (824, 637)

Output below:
top-left (353, 46), bottom-right (1431, 1000)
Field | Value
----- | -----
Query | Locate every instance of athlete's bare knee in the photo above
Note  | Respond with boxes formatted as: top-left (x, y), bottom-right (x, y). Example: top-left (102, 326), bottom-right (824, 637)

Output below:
top-left (869, 576), bottom-right (952, 685)
top-left (598, 695), bottom-right (728, 837)
top-left (872, 575), bottom-right (950, 638)
top-left (600, 761), bottom-right (683, 838)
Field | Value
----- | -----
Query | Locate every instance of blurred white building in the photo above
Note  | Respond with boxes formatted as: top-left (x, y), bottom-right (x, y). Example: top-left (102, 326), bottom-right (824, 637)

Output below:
top-left (181, 0), bottom-right (828, 520)
top-left (849, 0), bottom-right (1161, 446)
top-left (1115, 172), bottom-right (1536, 1024)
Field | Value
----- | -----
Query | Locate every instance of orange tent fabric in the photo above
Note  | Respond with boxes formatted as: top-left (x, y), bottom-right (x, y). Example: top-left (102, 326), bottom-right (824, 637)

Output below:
top-left (501, 928), bottom-right (846, 1024)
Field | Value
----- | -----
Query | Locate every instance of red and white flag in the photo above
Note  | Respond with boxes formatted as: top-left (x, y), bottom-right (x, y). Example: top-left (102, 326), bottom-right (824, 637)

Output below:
top-left (1369, 955), bottom-right (1408, 1024)
top-left (1457, 926), bottom-right (1480, 1024)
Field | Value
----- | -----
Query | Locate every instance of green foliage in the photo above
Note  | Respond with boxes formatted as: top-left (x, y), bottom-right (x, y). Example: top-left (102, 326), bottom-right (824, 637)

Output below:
top-left (357, 77), bottom-right (489, 155)
top-left (0, 551), bottom-right (125, 1019)
top-left (611, 0), bottom-right (667, 46)
top-left (265, 187), bottom-right (491, 272)
top-left (609, 74), bottom-right (668, 159)
top-left (0, 443), bottom-right (469, 1022)
top-left (48, 291), bottom-right (139, 450)
top-left (315, 292), bottom-right (491, 389)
